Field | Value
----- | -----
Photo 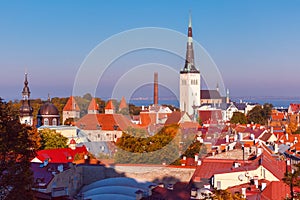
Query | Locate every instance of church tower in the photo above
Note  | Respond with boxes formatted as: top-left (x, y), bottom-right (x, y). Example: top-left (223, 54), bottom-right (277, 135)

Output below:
top-left (19, 73), bottom-right (33, 126)
top-left (180, 14), bottom-right (201, 116)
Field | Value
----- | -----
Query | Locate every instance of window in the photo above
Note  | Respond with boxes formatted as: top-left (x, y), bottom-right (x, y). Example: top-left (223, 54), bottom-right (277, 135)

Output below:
top-left (44, 118), bottom-right (49, 125)
top-left (217, 181), bottom-right (221, 190)
top-left (52, 118), bottom-right (57, 126)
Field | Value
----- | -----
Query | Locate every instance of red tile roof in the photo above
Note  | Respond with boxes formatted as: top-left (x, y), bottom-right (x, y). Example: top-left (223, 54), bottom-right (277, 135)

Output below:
top-left (191, 145), bottom-right (286, 184)
top-left (289, 103), bottom-right (300, 114)
top-left (32, 146), bottom-right (88, 163)
top-left (271, 112), bottom-right (285, 121)
top-left (105, 100), bottom-right (115, 110)
top-left (191, 159), bottom-right (236, 181)
top-left (164, 111), bottom-right (185, 125)
top-left (63, 96), bottom-right (80, 111)
top-left (259, 132), bottom-right (274, 142)
top-left (145, 182), bottom-right (190, 200)
top-left (139, 112), bottom-right (172, 127)
top-left (88, 98), bottom-right (99, 111)
top-left (261, 181), bottom-right (290, 200)
top-left (198, 110), bottom-right (222, 124)
top-left (119, 96), bottom-right (127, 110)
top-left (76, 113), bottom-right (136, 131)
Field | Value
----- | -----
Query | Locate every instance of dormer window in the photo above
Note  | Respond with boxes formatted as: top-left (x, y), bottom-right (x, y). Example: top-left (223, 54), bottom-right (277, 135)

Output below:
top-left (113, 125), bottom-right (119, 130)
top-left (96, 124), bottom-right (102, 130)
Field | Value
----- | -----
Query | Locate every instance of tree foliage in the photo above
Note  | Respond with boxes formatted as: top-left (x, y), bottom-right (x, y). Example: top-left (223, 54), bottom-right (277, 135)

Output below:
top-left (39, 128), bottom-right (68, 149)
top-left (282, 163), bottom-right (300, 199)
top-left (0, 98), bottom-right (36, 199)
top-left (213, 189), bottom-right (245, 200)
top-left (115, 125), bottom-right (180, 164)
top-left (247, 103), bottom-right (273, 125)
top-left (230, 112), bottom-right (247, 124)
top-left (183, 140), bottom-right (207, 158)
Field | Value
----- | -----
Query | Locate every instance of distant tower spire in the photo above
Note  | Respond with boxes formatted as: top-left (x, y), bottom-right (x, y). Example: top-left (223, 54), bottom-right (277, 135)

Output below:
top-left (179, 12), bottom-right (201, 117)
top-left (154, 72), bottom-right (158, 105)
top-left (22, 73), bottom-right (30, 100)
top-left (20, 72), bottom-right (33, 126)
top-left (47, 93), bottom-right (51, 102)
top-left (181, 12), bottom-right (199, 73)
top-left (226, 89), bottom-right (230, 103)
top-left (188, 11), bottom-right (192, 38)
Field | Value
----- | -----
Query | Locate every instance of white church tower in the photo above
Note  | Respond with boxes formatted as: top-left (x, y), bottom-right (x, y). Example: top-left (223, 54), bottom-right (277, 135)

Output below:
top-left (19, 73), bottom-right (33, 126)
top-left (180, 14), bottom-right (201, 117)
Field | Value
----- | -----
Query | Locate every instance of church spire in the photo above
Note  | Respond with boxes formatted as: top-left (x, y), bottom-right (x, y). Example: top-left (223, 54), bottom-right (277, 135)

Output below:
top-left (188, 12), bottom-right (192, 38)
top-left (22, 73), bottom-right (30, 100)
top-left (181, 12), bottom-right (199, 74)
top-left (19, 72), bottom-right (33, 126)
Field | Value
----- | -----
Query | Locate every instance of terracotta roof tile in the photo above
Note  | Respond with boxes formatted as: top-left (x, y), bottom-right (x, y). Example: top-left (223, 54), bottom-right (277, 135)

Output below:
top-left (271, 112), bottom-right (286, 121)
top-left (88, 98), bottom-right (99, 111)
top-left (63, 96), bottom-right (80, 111)
top-left (119, 96), bottom-right (127, 110)
top-left (105, 100), bottom-right (114, 110)
top-left (261, 181), bottom-right (290, 200)
top-left (76, 113), bottom-right (136, 131)
top-left (289, 103), bottom-right (300, 114)
top-left (32, 146), bottom-right (88, 163)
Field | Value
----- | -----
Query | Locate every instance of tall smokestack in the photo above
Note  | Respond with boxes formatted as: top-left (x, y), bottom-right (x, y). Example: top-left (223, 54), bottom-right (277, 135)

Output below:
top-left (154, 72), bottom-right (158, 105)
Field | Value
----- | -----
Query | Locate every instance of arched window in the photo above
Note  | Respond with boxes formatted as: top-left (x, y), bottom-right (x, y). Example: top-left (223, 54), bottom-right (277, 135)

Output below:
top-left (52, 118), bottom-right (57, 126)
top-left (44, 118), bottom-right (49, 126)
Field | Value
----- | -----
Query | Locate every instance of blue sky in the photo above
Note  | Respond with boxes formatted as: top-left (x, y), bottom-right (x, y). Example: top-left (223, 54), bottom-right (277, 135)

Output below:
top-left (1, 0), bottom-right (300, 101)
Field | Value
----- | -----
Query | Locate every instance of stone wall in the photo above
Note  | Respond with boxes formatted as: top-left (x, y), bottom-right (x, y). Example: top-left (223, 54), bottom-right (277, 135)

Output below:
top-left (78, 164), bottom-right (195, 186)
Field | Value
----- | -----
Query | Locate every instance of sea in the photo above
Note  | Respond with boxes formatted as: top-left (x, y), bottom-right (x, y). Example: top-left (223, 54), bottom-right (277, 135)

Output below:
top-left (129, 96), bottom-right (300, 109)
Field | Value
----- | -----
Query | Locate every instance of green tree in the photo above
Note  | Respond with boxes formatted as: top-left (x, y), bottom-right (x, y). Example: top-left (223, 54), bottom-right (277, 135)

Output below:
top-left (247, 103), bottom-right (273, 125)
top-left (283, 163), bottom-right (300, 199)
top-left (230, 112), bottom-right (247, 124)
top-left (40, 128), bottom-right (68, 149)
top-left (214, 189), bottom-right (245, 200)
top-left (115, 125), bottom-right (180, 164)
top-left (0, 98), bottom-right (36, 199)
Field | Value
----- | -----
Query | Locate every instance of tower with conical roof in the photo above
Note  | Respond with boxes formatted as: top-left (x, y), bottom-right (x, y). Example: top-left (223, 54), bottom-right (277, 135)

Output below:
top-left (63, 96), bottom-right (80, 124)
top-left (180, 13), bottom-right (201, 116)
top-left (19, 73), bottom-right (34, 126)
top-left (88, 98), bottom-right (99, 114)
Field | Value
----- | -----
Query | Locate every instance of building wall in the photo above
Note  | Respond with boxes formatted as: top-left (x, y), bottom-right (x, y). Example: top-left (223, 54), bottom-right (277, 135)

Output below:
top-left (63, 110), bottom-right (80, 124)
top-left (213, 166), bottom-right (279, 190)
top-left (37, 115), bottom-right (60, 127)
top-left (20, 115), bottom-right (33, 126)
top-left (77, 165), bottom-right (195, 186)
top-left (33, 164), bottom-right (82, 198)
top-left (200, 99), bottom-right (222, 105)
top-left (84, 129), bottom-right (122, 142)
top-left (180, 73), bottom-right (201, 116)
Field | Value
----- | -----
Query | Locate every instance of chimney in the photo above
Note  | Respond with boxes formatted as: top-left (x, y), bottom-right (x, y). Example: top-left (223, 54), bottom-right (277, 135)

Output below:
top-left (191, 188), bottom-right (197, 198)
top-left (234, 134), bottom-right (238, 142)
top-left (257, 148), bottom-right (262, 156)
top-left (274, 143), bottom-right (279, 153)
top-left (286, 133), bottom-right (289, 141)
top-left (241, 188), bottom-right (246, 198)
top-left (154, 72), bottom-right (158, 105)
top-left (287, 159), bottom-right (291, 166)
top-left (239, 132), bottom-right (243, 141)
top-left (197, 160), bottom-right (202, 166)
top-left (261, 182), bottom-right (267, 191)
top-left (195, 154), bottom-right (199, 162)
top-left (270, 127), bottom-right (274, 134)
top-left (254, 176), bottom-right (259, 188)
top-left (225, 135), bottom-right (229, 143)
